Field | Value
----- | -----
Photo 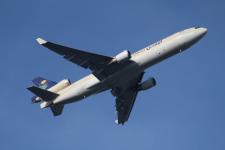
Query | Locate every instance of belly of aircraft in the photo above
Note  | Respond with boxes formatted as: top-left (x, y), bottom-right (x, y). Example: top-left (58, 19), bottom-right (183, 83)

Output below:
top-left (53, 62), bottom-right (144, 105)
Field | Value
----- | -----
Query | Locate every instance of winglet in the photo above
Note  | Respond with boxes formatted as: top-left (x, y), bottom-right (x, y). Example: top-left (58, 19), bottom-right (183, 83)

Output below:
top-left (36, 38), bottom-right (47, 45)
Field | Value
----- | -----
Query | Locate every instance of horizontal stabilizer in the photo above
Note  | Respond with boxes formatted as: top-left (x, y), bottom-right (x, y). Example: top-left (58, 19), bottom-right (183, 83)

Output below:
top-left (27, 86), bottom-right (59, 102)
top-left (50, 104), bottom-right (64, 116)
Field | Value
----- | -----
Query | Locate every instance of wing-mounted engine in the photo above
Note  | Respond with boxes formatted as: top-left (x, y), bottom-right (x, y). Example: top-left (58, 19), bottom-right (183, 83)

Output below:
top-left (113, 50), bottom-right (131, 63)
top-left (138, 77), bottom-right (156, 91)
top-left (31, 77), bottom-right (71, 103)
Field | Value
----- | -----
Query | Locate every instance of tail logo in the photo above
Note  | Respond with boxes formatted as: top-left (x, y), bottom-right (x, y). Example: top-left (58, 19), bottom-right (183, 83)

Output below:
top-left (39, 80), bottom-right (48, 89)
top-left (40, 79), bottom-right (48, 85)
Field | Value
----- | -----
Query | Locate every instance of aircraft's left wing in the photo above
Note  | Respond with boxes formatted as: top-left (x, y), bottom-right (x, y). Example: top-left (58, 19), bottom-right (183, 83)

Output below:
top-left (112, 72), bottom-right (144, 125)
top-left (36, 38), bottom-right (113, 78)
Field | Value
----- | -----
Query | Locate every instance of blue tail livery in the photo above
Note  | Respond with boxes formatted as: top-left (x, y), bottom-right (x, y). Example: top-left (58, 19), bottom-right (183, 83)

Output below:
top-left (32, 77), bottom-right (56, 89)
top-left (31, 77), bottom-right (56, 103)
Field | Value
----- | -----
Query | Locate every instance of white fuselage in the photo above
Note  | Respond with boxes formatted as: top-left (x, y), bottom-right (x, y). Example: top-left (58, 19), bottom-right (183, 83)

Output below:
top-left (52, 27), bottom-right (207, 105)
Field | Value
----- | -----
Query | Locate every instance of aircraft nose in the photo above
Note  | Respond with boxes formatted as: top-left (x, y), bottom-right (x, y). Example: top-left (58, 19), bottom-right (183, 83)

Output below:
top-left (193, 27), bottom-right (207, 42)
top-left (198, 27), bottom-right (208, 37)
top-left (181, 27), bottom-right (207, 50)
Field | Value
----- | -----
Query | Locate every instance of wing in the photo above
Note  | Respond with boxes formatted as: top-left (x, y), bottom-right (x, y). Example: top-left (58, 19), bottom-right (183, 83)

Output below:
top-left (36, 38), bottom-right (113, 78)
top-left (112, 72), bottom-right (144, 125)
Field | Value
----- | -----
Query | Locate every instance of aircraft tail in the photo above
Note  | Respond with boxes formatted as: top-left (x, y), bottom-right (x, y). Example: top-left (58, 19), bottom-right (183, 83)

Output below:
top-left (27, 78), bottom-right (66, 116)
top-left (30, 77), bottom-right (57, 103)
top-left (27, 86), bottom-right (64, 116)
top-left (27, 86), bottom-right (59, 102)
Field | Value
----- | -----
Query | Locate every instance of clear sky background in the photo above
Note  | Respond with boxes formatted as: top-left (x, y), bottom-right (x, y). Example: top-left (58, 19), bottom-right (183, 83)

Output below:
top-left (1, 0), bottom-right (225, 150)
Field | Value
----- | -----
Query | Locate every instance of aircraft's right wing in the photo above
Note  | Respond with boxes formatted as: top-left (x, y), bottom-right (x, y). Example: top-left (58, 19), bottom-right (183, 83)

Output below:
top-left (36, 38), bottom-right (113, 79)
top-left (111, 72), bottom-right (144, 125)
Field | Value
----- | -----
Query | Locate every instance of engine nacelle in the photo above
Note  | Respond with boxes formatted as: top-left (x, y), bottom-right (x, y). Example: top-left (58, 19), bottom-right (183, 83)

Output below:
top-left (138, 77), bottom-right (156, 91)
top-left (114, 50), bottom-right (131, 63)
top-left (48, 79), bottom-right (71, 93)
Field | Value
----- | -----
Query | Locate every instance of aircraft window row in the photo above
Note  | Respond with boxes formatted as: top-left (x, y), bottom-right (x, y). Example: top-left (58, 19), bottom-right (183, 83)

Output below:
top-left (133, 49), bottom-right (145, 55)
top-left (146, 40), bottom-right (162, 50)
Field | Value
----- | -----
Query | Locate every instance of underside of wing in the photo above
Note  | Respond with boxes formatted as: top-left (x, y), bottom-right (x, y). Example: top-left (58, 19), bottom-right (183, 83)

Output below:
top-left (36, 38), bottom-right (113, 79)
top-left (111, 72), bottom-right (144, 125)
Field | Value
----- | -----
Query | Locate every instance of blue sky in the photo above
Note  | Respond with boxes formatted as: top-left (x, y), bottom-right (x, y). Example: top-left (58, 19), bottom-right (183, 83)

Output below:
top-left (1, 0), bottom-right (225, 149)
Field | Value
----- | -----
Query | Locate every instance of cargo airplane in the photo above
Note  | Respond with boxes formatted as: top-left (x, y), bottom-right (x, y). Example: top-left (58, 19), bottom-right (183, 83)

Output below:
top-left (27, 27), bottom-right (207, 125)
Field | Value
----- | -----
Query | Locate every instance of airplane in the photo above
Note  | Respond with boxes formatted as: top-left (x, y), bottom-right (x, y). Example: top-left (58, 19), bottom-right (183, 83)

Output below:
top-left (27, 27), bottom-right (207, 125)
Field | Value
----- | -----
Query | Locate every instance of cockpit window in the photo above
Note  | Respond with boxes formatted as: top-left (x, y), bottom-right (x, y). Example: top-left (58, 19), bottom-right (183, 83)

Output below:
top-left (195, 26), bottom-right (201, 29)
